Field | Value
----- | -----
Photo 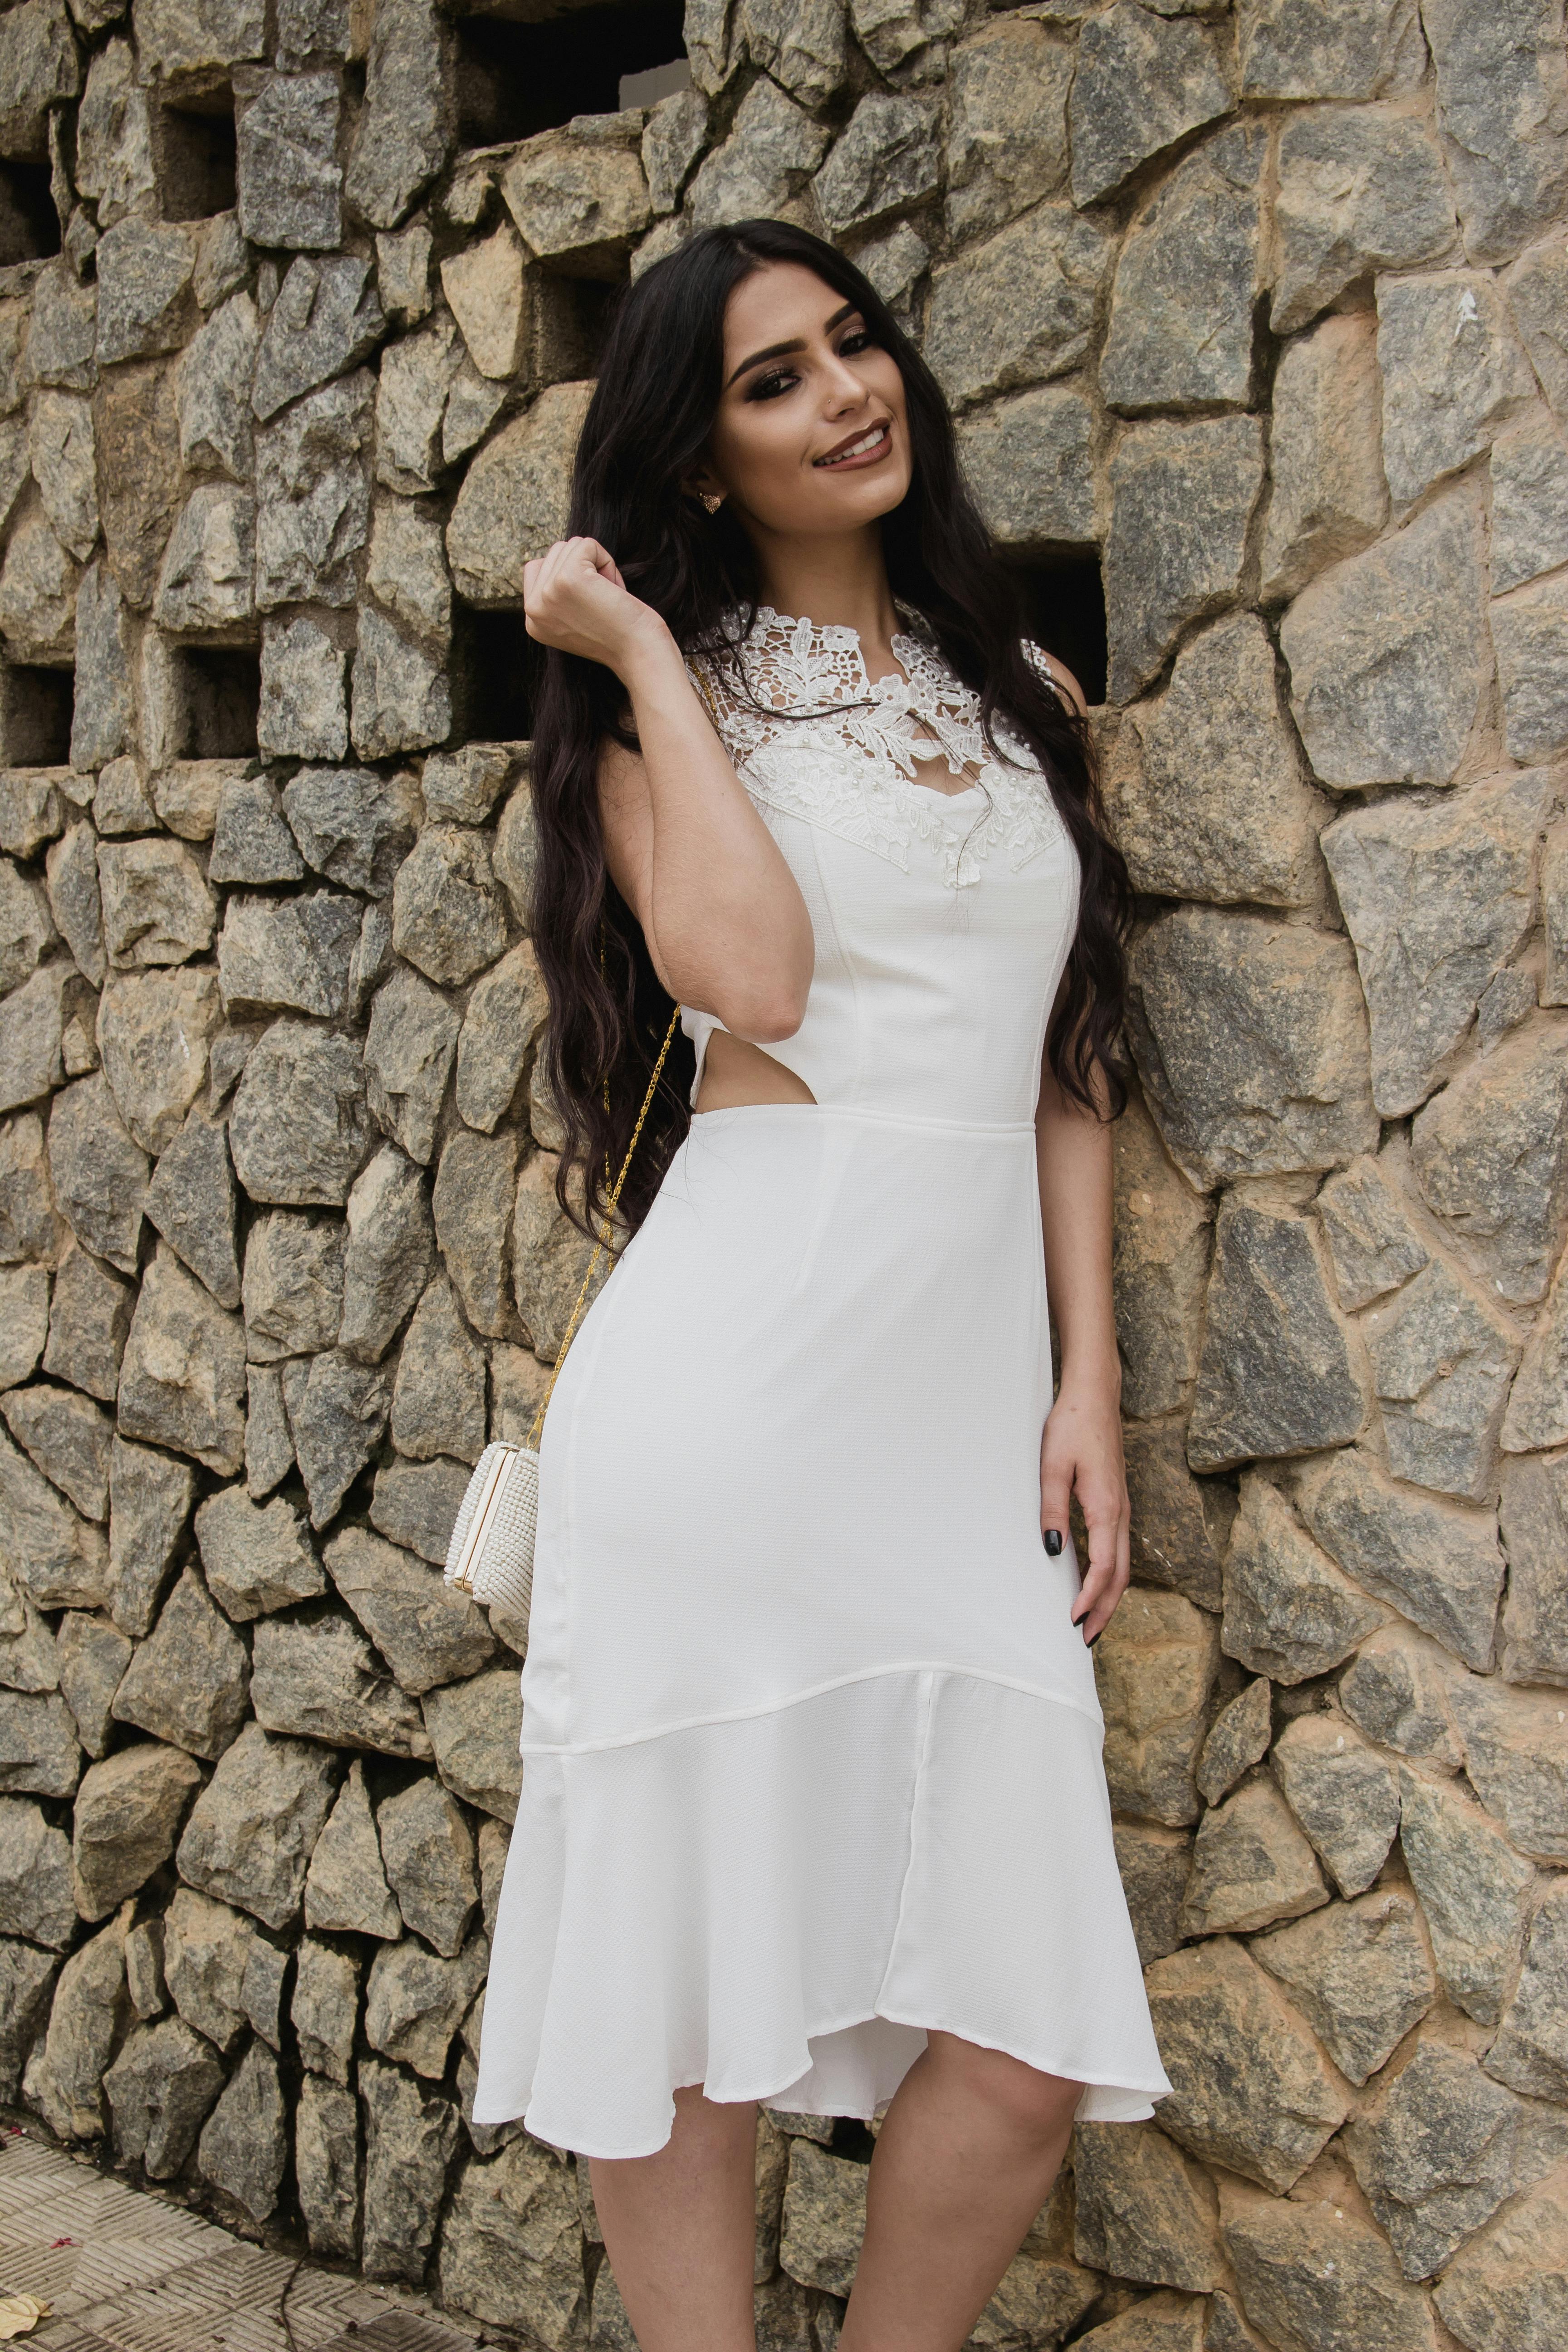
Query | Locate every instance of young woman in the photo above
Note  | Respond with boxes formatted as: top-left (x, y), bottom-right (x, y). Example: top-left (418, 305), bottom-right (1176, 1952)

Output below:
top-left (471, 218), bottom-right (1171, 2351)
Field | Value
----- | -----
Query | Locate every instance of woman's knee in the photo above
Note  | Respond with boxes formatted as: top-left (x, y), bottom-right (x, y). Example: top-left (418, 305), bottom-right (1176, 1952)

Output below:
top-left (925, 2032), bottom-right (1083, 2139)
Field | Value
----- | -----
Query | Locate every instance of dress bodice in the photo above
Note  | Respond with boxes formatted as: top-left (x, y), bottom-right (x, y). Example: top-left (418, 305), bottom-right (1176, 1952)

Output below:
top-left (683, 609), bottom-right (1082, 1127)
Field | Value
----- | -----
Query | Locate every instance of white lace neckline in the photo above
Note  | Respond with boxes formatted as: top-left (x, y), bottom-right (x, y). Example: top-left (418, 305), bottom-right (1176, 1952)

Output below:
top-left (688, 607), bottom-right (1068, 891)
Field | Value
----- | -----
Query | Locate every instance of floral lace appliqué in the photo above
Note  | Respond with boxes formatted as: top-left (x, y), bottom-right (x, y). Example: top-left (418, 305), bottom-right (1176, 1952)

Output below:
top-left (687, 609), bottom-right (1068, 892)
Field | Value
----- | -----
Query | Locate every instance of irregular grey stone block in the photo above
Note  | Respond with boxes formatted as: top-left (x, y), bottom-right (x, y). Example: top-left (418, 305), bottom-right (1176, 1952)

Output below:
top-left (943, 17), bottom-right (1070, 246)
top-left (1492, 590), bottom-right (1568, 765)
top-left (144, 1109), bottom-right (240, 1310)
top-left (0, 1424), bottom-right (110, 1612)
top-left (39, 1616), bottom-right (117, 1755)
top-left (175, 291), bottom-right (259, 480)
top-left (433, 1128), bottom-right (516, 1342)
top-left (1072, 2119), bottom-right (1221, 2295)
top-left (1270, 106), bottom-right (1455, 336)
top-left (0, 511), bottom-right (81, 663)
top-left (370, 1455), bottom-right (470, 1569)
top-left (237, 69), bottom-right (342, 250)
top-left (72, 1739), bottom-right (203, 1921)
top-left (364, 1925), bottom-right (488, 2078)
top-left (0, 1110), bottom-right (61, 1268)
top-left (439, 2132), bottom-right (592, 2337)
top-left (1485, 1873), bottom-right (1568, 2102)
top-left (0, 1937), bottom-right (59, 2101)
top-left (107, 1435), bottom-right (194, 1639)
top-left (244, 1364), bottom-right (294, 1499)
top-left (1236, 0), bottom-right (1426, 102)
top-left (389, 1276), bottom-right (487, 1466)
top-left (103, 2015), bottom-right (225, 2181)
top-left (1296, 1446), bottom-right (1504, 1672)
top-left (0, 961), bottom-right (67, 1112)
top-left (95, 219), bottom-right (197, 366)
top-left (501, 124), bottom-right (651, 277)
top-left (1506, 234), bottom-right (1568, 426)
top-left (283, 763), bottom-right (419, 896)
top-left (111, 1563), bottom-right (250, 1759)
top-left (1143, 1937), bottom-right (1348, 2194)
top-left (351, 605), bottom-right (451, 758)
top-left (294, 1934), bottom-right (360, 2085)
top-left (1281, 491), bottom-right (1489, 789)
top-left (0, 1686), bottom-right (81, 1797)
top-left (253, 254), bottom-right (384, 420)
top-left (195, 1484), bottom-right (325, 1621)
top-left (1192, 1199), bottom-right (1369, 1464)
top-left (177, 1721), bottom-right (339, 1929)
top-left (241, 1209), bottom-right (344, 1362)
top-left (511, 1149), bottom-right (607, 1363)
top-left (1396, 1767), bottom-right (1533, 2027)
top-left (366, 497), bottom-right (451, 646)
top-left (377, 1774), bottom-right (477, 1956)
top-left (296, 2069), bottom-right (361, 2258)
top-left (1498, 1451), bottom-right (1568, 1684)
top-left (152, 482), bottom-right (256, 633)
top-left (24, 1911), bottom-right (132, 2141)
top-left (198, 2036), bottom-right (288, 2222)
top-left (1179, 1776), bottom-right (1328, 1941)
top-left (1271, 1713), bottom-right (1401, 1900)
top-left (1220, 2182), bottom-right (1446, 2352)
top-left (1411, 1018), bottom-right (1568, 1306)
top-left (1126, 907), bottom-right (1378, 1190)
top-left (230, 1019), bottom-right (374, 1208)
top-left (1102, 125), bottom-right (1261, 415)
top-left (1424, 0), bottom-right (1568, 265)
top-left (374, 314), bottom-right (462, 496)
top-left (96, 966), bottom-right (221, 1155)
top-left (218, 890), bottom-right (362, 1023)
top-left (118, 1245), bottom-right (246, 1477)
top-left (2, 1378), bottom-right (113, 1520)
top-left (1377, 270), bottom-right (1534, 509)
top-left (1105, 615), bottom-right (1322, 908)
top-left (28, 389), bottom-right (98, 564)
top-left (816, 93), bottom-right (938, 236)
top-left (1094, 1584), bottom-right (1217, 1829)
top-left (1364, 1256), bottom-right (1520, 1503)
top-left (1490, 416), bottom-right (1568, 595)
top-left (285, 1347), bottom-right (393, 1527)
top-left (642, 84), bottom-right (709, 218)
top-left (1103, 414), bottom-right (1264, 702)
top-left (446, 382), bottom-right (594, 605)
top-left (339, 1144), bottom-right (433, 1363)
top-left (345, 0), bottom-right (454, 232)
top-left (421, 1663), bottom-right (522, 1821)
top-left (364, 965), bottom-right (460, 1166)
top-left (123, 1918), bottom-right (166, 2020)
top-left (392, 826), bottom-right (508, 991)
top-left (324, 1521), bottom-right (494, 1695)
top-left (925, 202), bottom-right (1113, 413)
top-left (1449, 1677), bottom-right (1568, 1864)
top-left (252, 1609), bottom-right (432, 1757)
top-left (956, 383), bottom-right (1093, 554)
top-left (1068, 0), bottom-right (1231, 207)
top-left (208, 774), bottom-right (306, 890)
top-left (45, 822), bottom-right (106, 991)
top-left (1339, 1622), bottom-right (1466, 1773)
top-left (98, 838), bottom-right (217, 972)
top-left (1349, 2038), bottom-right (1553, 2281)
top-left (1196, 1676), bottom-right (1272, 1808)
top-left (0, 860), bottom-right (54, 1001)
top-left (0, 1794), bottom-right (75, 1947)
top-left (257, 615), bottom-right (350, 763)
top-left (255, 370), bottom-right (373, 610)
top-left (0, 1559), bottom-right (57, 1692)
top-left (305, 1756), bottom-right (402, 1938)
top-left (358, 2051), bottom-right (460, 2285)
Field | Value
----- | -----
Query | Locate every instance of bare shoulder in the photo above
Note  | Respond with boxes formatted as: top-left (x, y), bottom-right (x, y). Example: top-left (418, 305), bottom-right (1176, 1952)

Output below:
top-left (1025, 640), bottom-right (1090, 720)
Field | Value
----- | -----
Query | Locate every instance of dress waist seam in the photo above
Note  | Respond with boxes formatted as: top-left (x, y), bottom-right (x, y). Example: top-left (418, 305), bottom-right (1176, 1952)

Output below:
top-left (688, 1102), bottom-right (1038, 1139)
top-left (519, 1659), bottom-right (1105, 1756)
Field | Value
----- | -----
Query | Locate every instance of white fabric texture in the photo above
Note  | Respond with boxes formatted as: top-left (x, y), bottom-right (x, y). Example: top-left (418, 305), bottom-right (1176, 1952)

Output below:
top-left (473, 609), bottom-right (1173, 2156)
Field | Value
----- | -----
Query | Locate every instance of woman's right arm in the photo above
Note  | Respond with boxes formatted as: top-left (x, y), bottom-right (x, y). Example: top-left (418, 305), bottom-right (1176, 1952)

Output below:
top-left (524, 536), bottom-right (813, 1044)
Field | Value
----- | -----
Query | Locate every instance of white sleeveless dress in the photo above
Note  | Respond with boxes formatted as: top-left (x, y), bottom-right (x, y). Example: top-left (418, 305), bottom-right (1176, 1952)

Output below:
top-left (472, 609), bottom-right (1172, 2156)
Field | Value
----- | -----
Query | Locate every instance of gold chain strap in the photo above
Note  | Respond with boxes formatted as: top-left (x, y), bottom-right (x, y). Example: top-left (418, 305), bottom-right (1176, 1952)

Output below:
top-left (527, 974), bottom-right (681, 1450)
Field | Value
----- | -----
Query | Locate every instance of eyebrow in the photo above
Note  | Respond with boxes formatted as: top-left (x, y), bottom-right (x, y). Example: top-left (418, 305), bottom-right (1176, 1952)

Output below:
top-left (725, 302), bottom-right (858, 387)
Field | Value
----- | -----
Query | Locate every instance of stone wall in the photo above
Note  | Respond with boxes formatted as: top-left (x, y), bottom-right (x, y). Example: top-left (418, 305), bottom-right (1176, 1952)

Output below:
top-left (2, 0), bottom-right (1568, 2345)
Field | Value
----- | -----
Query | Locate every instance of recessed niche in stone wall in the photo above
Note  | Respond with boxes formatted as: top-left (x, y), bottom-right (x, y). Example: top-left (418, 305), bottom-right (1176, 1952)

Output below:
top-left (173, 646), bottom-right (261, 760)
top-left (453, 603), bottom-right (537, 745)
top-left (155, 93), bottom-right (239, 224)
top-left (0, 162), bottom-right (59, 265)
top-left (1015, 555), bottom-right (1109, 711)
top-left (0, 662), bottom-right (73, 765)
top-left (454, 0), bottom-right (687, 146)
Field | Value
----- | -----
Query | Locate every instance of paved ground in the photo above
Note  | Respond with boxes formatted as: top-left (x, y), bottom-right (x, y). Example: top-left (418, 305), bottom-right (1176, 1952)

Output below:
top-left (0, 2126), bottom-right (484, 2352)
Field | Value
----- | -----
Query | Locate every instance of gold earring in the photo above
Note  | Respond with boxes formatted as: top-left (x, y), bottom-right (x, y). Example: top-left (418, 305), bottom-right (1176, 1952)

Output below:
top-left (699, 489), bottom-right (724, 514)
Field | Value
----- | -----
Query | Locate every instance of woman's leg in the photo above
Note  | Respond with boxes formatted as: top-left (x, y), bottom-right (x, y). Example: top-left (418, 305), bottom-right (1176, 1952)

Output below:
top-left (588, 2085), bottom-right (761, 2352)
top-left (838, 2032), bottom-right (1083, 2352)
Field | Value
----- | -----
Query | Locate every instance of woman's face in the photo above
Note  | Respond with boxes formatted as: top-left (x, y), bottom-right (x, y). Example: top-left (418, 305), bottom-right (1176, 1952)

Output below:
top-left (697, 261), bottom-right (913, 538)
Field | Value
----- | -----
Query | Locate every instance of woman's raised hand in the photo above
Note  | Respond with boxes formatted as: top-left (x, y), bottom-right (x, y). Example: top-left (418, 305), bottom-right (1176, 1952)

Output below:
top-left (521, 538), bottom-right (670, 679)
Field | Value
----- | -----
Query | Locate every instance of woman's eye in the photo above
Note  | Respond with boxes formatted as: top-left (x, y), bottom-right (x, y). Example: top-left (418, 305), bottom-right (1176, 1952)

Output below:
top-left (748, 368), bottom-right (797, 402)
top-left (838, 330), bottom-right (873, 356)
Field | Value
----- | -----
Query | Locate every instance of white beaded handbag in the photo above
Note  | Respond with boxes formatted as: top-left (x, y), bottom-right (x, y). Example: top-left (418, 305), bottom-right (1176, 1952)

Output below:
top-left (443, 1002), bottom-right (680, 1624)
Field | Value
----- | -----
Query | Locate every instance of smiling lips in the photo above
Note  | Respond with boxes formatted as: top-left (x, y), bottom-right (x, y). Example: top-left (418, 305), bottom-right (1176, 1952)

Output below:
top-left (813, 420), bottom-right (892, 468)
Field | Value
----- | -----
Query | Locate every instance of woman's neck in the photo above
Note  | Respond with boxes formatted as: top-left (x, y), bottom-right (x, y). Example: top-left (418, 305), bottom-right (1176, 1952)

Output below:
top-left (750, 527), bottom-right (902, 676)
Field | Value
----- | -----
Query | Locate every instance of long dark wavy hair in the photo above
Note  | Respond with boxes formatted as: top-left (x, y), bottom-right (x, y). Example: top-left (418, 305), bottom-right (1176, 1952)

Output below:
top-left (529, 218), bottom-right (1135, 1240)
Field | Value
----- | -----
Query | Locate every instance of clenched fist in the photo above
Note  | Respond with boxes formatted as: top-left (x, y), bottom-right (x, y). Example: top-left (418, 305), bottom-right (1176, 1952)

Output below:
top-left (522, 538), bottom-right (671, 681)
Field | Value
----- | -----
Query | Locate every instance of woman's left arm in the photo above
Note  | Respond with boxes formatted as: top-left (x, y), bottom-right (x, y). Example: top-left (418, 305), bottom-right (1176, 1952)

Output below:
top-left (1035, 988), bottom-right (1130, 1647)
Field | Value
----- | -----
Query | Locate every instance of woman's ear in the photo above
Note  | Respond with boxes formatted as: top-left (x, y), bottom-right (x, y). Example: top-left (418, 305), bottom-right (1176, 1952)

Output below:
top-left (685, 465), bottom-right (725, 512)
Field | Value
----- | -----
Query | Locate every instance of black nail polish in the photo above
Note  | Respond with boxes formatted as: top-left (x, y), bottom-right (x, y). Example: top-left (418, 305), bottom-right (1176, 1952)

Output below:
top-left (1087, 1629), bottom-right (1102, 1647)
top-left (1043, 1528), bottom-right (1063, 1556)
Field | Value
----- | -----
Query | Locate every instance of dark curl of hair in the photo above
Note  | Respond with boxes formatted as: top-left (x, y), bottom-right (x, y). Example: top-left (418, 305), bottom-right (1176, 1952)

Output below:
top-left (529, 217), bottom-right (1135, 1241)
